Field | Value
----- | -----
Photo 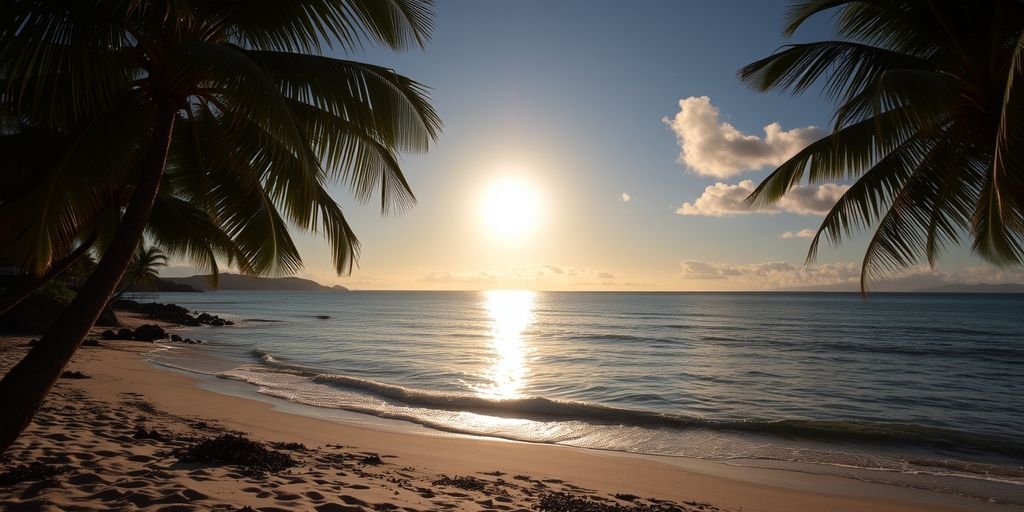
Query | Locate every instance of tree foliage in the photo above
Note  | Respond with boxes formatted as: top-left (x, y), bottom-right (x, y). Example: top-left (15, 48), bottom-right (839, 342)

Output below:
top-left (0, 0), bottom-right (442, 280)
top-left (740, 0), bottom-right (1024, 290)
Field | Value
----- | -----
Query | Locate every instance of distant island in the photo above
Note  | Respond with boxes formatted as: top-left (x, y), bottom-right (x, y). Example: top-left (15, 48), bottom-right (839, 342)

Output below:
top-left (163, 273), bottom-right (349, 292)
top-left (913, 283), bottom-right (1024, 294)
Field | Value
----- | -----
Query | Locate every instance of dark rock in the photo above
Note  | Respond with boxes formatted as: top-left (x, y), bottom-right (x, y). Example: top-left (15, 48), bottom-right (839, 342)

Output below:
top-left (133, 427), bottom-right (165, 441)
top-left (60, 370), bottom-right (89, 379)
top-left (314, 315), bottom-right (330, 320)
top-left (209, 319), bottom-right (225, 326)
top-left (101, 330), bottom-right (117, 340)
top-left (81, 338), bottom-right (100, 347)
top-left (116, 328), bottom-right (134, 340)
top-left (111, 300), bottom-right (200, 326)
top-left (132, 324), bottom-right (167, 341)
top-left (170, 334), bottom-right (182, 342)
top-left (196, 313), bottom-right (213, 322)
top-left (225, 320), bottom-right (235, 326)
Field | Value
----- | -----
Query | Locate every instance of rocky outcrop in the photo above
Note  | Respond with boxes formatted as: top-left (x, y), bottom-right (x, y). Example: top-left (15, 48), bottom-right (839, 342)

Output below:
top-left (112, 300), bottom-right (234, 327)
top-left (132, 324), bottom-right (168, 341)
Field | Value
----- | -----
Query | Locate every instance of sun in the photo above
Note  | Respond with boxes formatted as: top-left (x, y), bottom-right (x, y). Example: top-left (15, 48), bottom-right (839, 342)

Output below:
top-left (480, 177), bottom-right (541, 242)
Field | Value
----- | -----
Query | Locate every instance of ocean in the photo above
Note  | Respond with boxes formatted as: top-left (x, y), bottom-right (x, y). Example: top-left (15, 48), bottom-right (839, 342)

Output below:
top-left (147, 290), bottom-right (1024, 504)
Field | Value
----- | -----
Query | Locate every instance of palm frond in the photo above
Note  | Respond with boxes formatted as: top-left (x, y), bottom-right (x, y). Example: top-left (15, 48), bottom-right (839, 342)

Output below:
top-left (832, 68), bottom-right (957, 130)
top-left (147, 195), bottom-right (256, 281)
top-left (746, 105), bottom-right (937, 208)
top-left (242, 50), bottom-right (441, 151)
top-left (806, 131), bottom-right (938, 264)
top-left (859, 140), bottom-right (981, 291)
top-left (286, 99), bottom-right (415, 214)
top-left (224, 0), bottom-right (434, 54)
top-left (739, 40), bottom-right (932, 103)
top-left (0, 2), bottom-right (134, 129)
top-left (0, 92), bottom-right (153, 272)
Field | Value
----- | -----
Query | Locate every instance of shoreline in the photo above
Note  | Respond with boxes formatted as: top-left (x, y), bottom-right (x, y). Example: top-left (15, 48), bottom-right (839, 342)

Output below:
top-left (161, 356), bottom-right (1024, 502)
top-left (0, 313), bottom-right (1016, 511)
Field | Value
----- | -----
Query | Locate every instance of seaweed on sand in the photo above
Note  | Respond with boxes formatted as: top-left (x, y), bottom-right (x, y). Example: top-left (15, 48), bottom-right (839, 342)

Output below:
top-left (432, 475), bottom-right (489, 491)
top-left (173, 434), bottom-right (297, 476)
top-left (0, 462), bottom-right (70, 485)
top-left (538, 492), bottom-right (689, 512)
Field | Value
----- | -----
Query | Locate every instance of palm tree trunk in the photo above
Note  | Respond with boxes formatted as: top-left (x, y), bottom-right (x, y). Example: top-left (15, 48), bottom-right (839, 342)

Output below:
top-left (0, 232), bottom-right (98, 318)
top-left (0, 104), bottom-right (177, 455)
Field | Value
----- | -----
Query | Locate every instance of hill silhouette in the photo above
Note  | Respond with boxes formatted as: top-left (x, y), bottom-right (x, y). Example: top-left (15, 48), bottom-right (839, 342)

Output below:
top-left (164, 273), bottom-right (348, 292)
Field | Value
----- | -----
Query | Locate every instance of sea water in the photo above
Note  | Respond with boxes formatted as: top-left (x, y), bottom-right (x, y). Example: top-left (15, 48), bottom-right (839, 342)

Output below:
top-left (146, 290), bottom-right (1024, 504)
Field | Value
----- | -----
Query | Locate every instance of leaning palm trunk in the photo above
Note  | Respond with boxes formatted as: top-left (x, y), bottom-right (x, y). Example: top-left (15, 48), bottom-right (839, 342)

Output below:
top-left (0, 233), bottom-right (98, 318)
top-left (0, 106), bottom-right (176, 454)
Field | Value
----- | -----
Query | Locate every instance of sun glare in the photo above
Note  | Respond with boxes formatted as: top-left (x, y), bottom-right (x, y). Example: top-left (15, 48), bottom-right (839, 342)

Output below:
top-left (478, 290), bottom-right (535, 399)
top-left (480, 177), bottom-right (541, 242)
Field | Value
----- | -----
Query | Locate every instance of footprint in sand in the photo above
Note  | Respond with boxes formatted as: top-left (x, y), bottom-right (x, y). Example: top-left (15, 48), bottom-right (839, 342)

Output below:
top-left (338, 494), bottom-right (369, 507)
top-left (273, 491), bottom-right (303, 501)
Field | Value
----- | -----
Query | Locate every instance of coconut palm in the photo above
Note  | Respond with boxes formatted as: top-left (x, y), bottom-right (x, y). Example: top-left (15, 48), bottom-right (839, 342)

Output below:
top-left (739, 0), bottom-right (1024, 291)
top-left (0, 0), bottom-right (441, 453)
top-left (110, 245), bottom-right (168, 301)
top-left (0, 194), bottom-right (257, 317)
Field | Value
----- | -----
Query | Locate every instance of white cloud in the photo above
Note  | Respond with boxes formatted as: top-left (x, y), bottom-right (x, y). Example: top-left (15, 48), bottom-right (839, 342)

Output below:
top-left (781, 229), bottom-right (816, 239)
top-left (663, 96), bottom-right (825, 178)
top-left (778, 183), bottom-right (850, 215)
top-left (621, 192), bottom-right (631, 203)
top-left (676, 179), bottom-right (848, 216)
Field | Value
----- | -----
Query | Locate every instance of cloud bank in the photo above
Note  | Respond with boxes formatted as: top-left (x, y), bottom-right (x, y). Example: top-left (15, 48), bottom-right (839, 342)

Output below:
top-left (679, 260), bottom-right (859, 288)
top-left (676, 180), bottom-right (848, 216)
top-left (664, 96), bottom-right (824, 178)
top-left (781, 229), bottom-right (816, 239)
top-left (418, 265), bottom-right (630, 289)
top-left (676, 260), bottom-right (967, 291)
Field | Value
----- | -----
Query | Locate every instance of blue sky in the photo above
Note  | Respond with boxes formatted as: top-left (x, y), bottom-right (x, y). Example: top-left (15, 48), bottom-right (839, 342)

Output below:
top-left (167, 1), bottom-right (1023, 290)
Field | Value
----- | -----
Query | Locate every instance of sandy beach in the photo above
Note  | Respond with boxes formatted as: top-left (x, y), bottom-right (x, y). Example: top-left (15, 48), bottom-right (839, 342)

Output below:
top-left (0, 313), bottom-right (1011, 512)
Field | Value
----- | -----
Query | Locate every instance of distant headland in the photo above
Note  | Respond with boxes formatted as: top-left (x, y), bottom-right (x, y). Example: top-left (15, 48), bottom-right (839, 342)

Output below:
top-left (163, 273), bottom-right (348, 292)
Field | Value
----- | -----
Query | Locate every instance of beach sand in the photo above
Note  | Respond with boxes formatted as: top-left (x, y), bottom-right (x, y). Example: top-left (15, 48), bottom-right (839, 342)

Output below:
top-left (0, 313), bottom-right (1013, 512)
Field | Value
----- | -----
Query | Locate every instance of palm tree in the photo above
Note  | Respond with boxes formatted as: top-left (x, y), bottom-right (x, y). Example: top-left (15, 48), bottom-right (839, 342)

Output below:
top-left (0, 0), bottom-right (441, 453)
top-left (110, 245), bottom-right (168, 301)
top-left (739, 0), bottom-right (1024, 291)
top-left (0, 191), bottom-right (255, 317)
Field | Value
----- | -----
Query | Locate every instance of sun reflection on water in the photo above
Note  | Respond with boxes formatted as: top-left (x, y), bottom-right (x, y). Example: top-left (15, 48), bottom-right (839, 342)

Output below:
top-left (478, 290), bottom-right (535, 399)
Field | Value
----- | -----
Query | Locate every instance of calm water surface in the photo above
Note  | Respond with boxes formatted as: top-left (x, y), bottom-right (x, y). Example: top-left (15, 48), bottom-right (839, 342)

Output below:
top-left (148, 291), bottom-right (1024, 504)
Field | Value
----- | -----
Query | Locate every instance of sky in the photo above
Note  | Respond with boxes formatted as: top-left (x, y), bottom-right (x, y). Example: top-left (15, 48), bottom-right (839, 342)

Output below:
top-left (164, 0), bottom-right (1024, 291)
